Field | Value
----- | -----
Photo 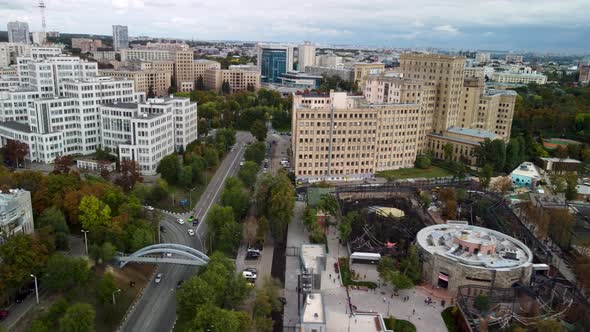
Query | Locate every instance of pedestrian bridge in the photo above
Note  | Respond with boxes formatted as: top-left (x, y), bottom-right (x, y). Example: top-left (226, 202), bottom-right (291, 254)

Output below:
top-left (117, 243), bottom-right (209, 268)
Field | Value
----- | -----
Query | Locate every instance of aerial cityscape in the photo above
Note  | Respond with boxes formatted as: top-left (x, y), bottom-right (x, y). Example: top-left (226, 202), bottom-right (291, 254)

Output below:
top-left (0, 1), bottom-right (589, 332)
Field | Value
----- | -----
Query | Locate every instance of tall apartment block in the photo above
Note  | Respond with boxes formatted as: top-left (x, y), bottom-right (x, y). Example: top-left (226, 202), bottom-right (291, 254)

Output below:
top-left (204, 67), bottom-right (261, 93)
top-left (298, 42), bottom-right (316, 72)
top-left (257, 44), bottom-right (294, 83)
top-left (7, 22), bottom-right (30, 45)
top-left (112, 25), bottom-right (129, 51)
top-left (0, 188), bottom-right (34, 244)
top-left (292, 53), bottom-right (516, 183)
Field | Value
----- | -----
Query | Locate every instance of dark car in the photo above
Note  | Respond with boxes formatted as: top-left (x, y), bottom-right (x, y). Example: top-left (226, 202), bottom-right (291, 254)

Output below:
top-left (14, 291), bottom-right (28, 303)
top-left (176, 280), bottom-right (184, 289)
top-left (160, 225), bottom-right (166, 233)
top-left (0, 309), bottom-right (9, 321)
top-left (192, 218), bottom-right (199, 226)
top-left (245, 251), bottom-right (260, 260)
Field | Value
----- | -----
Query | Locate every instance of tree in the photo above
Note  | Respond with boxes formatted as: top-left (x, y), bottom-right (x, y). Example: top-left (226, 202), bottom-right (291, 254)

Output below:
top-left (116, 160), bottom-right (143, 191)
top-left (317, 194), bottom-right (340, 217)
top-left (238, 161), bottom-right (259, 188)
top-left (251, 120), bottom-right (268, 142)
top-left (220, 177), bottom-right (250, 219)
top-left (475, 139), bottom-right (506, 171)
top-left (479, 164), bottom-right (494, 188)
top-left (564, 172), bottom-right (578, 200)
top-left (443, 143), bottom-right (453, 161)
top-left (222, 80), bottom-right (231, 94)
top-left (0, 234), bottom-right (49, 294)
top-left (79, 195), bottom-right (112, 235)
top-left (3, 139), bottom-right (28, 167)
top-left (59, 303), bottom-right (96, 332)
top-left (338, 216), bottom-right (352, 242)
top-left (247, 83), bottom-right (256, 92)
top-left (193, 305), bottom-right (251, 332)
top-left (176, 277), bottom-right (216, 320)
top-left (43, 254), bottom-right (90, 292)
top-left (489, 176), bottom-right (513, 195)
top-left (265, 173), bottom-right (295, 242)
top-left (415, 155), bottom-right (431, 169)
top-left (206, 205), bottom-right (241, 254)
top-left (203, 147), bottom-right (220, 168)
top-left (96, 272), bottom-right (118, 305)
top-left (195, 75), bottom-right (205, 90)
top-left (53, 155), bottom-right (73, 174)
top-left (147, 85), bottom-right (155, 98)
top-left (177, 165), bottom-right (193, 189)
top-left (157, 154), bottom-right (180, 185)
top-left (36, 206), bottom-right (70, 250)
top-left (90, 242), bottom-right (117, 264)
top-left (244, 142), bottom-right (266, 165)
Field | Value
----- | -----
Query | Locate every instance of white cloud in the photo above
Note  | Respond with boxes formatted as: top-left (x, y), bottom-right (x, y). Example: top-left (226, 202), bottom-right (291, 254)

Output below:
top-left (391, 31), bottom-right (421, 40)
top-left (434, 25), bottom-right (459, 34)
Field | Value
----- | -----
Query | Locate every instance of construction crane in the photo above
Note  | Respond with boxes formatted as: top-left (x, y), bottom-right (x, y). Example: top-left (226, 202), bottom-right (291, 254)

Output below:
top-left (38, 0), bottom-right (46, 32)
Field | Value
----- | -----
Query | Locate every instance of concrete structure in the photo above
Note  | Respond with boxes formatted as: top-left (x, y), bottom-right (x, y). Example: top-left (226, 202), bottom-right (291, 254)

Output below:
top-left (475, 52), bottom-right (491, 64)
top-left (203, 67), bottom-right (260, 93)
top-left (193, 59), bottom-right (221, 80)
top-left (538, 157), bottom-right (582, 173)
top-left (174, 50), bottom-right (195, 92)
top-left (0, 43), bottom-right (30, 67)
top-left (17, 56), bottom-right (98, 95)
top-left (416, 223), bottom-right (534, 293)
top-left (305, 65), bottom-right (353, 81)
top-left (91, 51), bottom-right (117, 62)
top-left (257, 44), bottom-right (294, 83)
top-left (7, 22), bottom-right (30, 45)
top-left (510, 162), bottom-right (541, 188)
top-left (316, 54), bottom-right (343, 68)
top-left (121, 49), bottom-right (175, 62)
top-left (464, 67), bottom-right (486, 80)
top-left (492, 71), bottom-right (547, 85)
top-left (300, 293), bottom-right (326, 332)
top-left (300, 244), bottom-right (326, 291)
top-left (277, 71), bottom-right (321, 90)
top-left (99, 68), bottom-right (172, 97)
top-left (298, 41), bottom-right (316, 72)
top-left (0, 189), bottom-right (34, 243)
top-left (112, 25), bottom-right (129, 51)
top-left (353, 62), bottom-right (385, 87)
top-left (71, 38), bottom-right (103, 53)
top-left (100, 96), bottom-right (197, 174)
top-left (31, 32), bottom-right (47, 45)
top-left (76, 159), bottom-right (116, 172)
top-left (400, 53), bottom-right (466, 133)
top-left (505, 54), bottom-right (524, 64)
top-left (578, 63), bottom-right (590, 84)
top-left (427, 127), bottom-right (502, 165)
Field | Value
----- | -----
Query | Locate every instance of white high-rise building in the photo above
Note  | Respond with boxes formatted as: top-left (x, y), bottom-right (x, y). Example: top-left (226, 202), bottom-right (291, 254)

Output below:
top-left (7, 22), bottom-right (30, 45)
top-left (0, 188), bottom-right (34, 244)
top-left (298, 42), bottom-right (316, 72)
top-left (17, 56), bottom-right (98, 94)
top-left (112, 25), bottom-right (129, 52)
top-left (31, 32), bottom-right (47, 45)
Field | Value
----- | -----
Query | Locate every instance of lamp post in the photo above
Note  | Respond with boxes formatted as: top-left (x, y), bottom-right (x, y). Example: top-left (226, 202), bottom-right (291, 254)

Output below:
top-left (189, 186), bottom-right (197, 209)
top-left (112, 289), bottom-right (121, 305)
top-left (30, 274), bottom-right (39, 304)
top-left (81, 230), bottom-right (89, 255)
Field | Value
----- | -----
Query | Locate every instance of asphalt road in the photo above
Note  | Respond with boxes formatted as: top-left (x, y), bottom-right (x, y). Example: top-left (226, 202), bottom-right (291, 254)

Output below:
top-left (121, 132), bottom-right (253, 332)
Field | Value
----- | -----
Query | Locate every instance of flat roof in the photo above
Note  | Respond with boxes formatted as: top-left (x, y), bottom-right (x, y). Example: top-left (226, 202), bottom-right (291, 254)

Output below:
top-left (301, 244), bottom-right (325, 273)
top-left (102, 102), bottom-right (138, 109)
top-left (0, 121), bottom-right (32, 133)
top-left (540, 157), bottom-right (582, 164)
top-left (511, 162), bottom-right (541, 179)
top-left (447, 126), bottom-right (499, 139)
top-left (349, 313), bottom-right (392, 332)
top-left (428, 133), bottom-right (480, 146)
top-left (485, 89), bottom-right (518, 97)
top-left (416, 224), bottom-right (533, 269)
top-left (302, 293), bottom-right (325, 324)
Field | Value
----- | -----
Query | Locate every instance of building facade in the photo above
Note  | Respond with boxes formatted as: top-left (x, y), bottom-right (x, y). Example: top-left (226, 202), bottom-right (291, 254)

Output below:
top-left (99, 68), bottom-right (172, 97)
top-left (193, 59), bottom-right (221, 80)
top-left (579, 63), bottom-right (590, 84)
top-left (416, 223), bottom-right (534, 293)
top-left (304, 65), bottom-right (353, 81)
top-left (475, 52), bottom-right (491, 64)
top-left (492, 72), bottom-right (547, 85)
top-left (257, 44), bottom-right (294, 83)
top-left (353, 63), bottom-right (385, 87)
top-left (315, 54), bottom-right (343, 68)
top-left (203, 67), bottom-right (260, 93)
top-left (7, 22), bottom-right (30, 45)
top-left (0, 189), bottom-right (34, 243)
top-left (31, 32), bottom-right (47, 45)
top-left (71, 38), bottom-right (103, 53)
top-left (112, 25), bottom-right (129, 52)
top-left (298, 42), bottom-right (316, 72)
top-left (427, 127), bottom-right (502, 165)
top-left (0, 43), bottom-right (30, 67)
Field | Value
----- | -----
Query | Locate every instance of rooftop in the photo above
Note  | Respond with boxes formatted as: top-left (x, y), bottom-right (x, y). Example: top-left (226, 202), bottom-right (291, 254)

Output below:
top-left (540, 157), bottom-right (582, 164)
top-left (0, 188), bottom-right (29, 203)
top-left (301, 293), bottom-right (325, 324)
top-left (102, 102), bottom-right (138, 109)
top-left (0, 121), bottom-right (32, 133)
top-left (416, 224), bottom-right (533, 269)
top-left (484, 89), bottom-right (518, 97)
top-left (301, 244), bottom-right (325, 273)
top-left (447, 126), bottom-right (500, 139)
top-left (511, 162), bottom-right (541, 179)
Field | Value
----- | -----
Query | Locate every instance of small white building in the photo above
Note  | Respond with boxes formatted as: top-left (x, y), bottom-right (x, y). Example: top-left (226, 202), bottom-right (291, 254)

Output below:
top-left (301, 293), bottom-right (326, 332)
top-left (0, 189), bottom-right (34, 244)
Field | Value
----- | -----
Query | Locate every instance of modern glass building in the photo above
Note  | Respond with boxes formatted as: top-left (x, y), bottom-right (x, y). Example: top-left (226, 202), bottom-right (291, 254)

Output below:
top-left (257, 44), bottom-right (293, 83)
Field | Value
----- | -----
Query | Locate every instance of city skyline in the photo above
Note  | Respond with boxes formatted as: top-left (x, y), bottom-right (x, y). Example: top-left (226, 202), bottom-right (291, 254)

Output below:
top-left (0, 0), bottom-right (589, 53)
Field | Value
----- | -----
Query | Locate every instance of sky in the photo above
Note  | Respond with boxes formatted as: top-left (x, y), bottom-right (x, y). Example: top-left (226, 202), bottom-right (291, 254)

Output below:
top-left (1, 0), bottom-right (589, 53)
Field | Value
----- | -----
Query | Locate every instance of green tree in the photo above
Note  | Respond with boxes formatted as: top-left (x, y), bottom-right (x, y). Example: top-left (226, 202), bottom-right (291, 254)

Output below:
top-left (176, 277), bottom-right (216, 321)
top-left (193, 305), bottom-right (251, 332)
top-left (474, 294), bottom-right (491, 313)
top-left (204, 147), bottom-right (220, 168)
top-left (59, 303), bottom-right (95, 332)
top-left (78, 195), bottom-right (111, 234)
top-left (479, 164), bottom-right (494, 188)
top-left (415, 155), bottom-right (432, 169)
top-left (43, 254), bottom-right (90, 292)
top-left (317, 193), bottom-right (340, 217)
top-left (195, 75), bottom-right (205, 90)
top-left (238, 161), bottom-right (259, 188)
top-left (206, 205), bottom-right (241, 254)
top-left (244, 142), bottom-right (266, 165)
top-left (36, 206), bottom-right (70, 250)
top-left (157, 154), bottom-right (180, 184)
top-left (147, 85), bottom-right (155, 98)
top-left (251, 120), bottom-right (268, 142)
top-left (564, 172), bottom-right (578, 200)
top-left (0, 234), bottom-right (49, 292)
top-left (177, 165), bottom-right (193, 189)
top-left (265, 173), bottom-right (295, 242)
top-left (222, 80), bottom-right (231, 94)
top-left (90, 242), bottom-right (117, 264)
top-left (96, 272), bottom-right (117, 305)
top-left (443, 143), bottom-right (453, 161)
top-left (221, 177), bottom-right (250, 219)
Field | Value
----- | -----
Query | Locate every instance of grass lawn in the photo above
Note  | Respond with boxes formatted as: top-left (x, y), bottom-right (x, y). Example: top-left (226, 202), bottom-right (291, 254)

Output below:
top-left (376, 165), bottom-right (453, 180)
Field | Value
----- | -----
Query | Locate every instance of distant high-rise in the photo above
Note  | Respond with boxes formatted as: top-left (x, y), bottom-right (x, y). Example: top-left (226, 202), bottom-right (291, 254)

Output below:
top-left (298, 41), bottom-right (315, 72)
top-left (112, 25), bottom-right (129, 51)
top-left (7, 21), bottom-right (30, 44)
top-left (256, 44), bottom-right (293, 83)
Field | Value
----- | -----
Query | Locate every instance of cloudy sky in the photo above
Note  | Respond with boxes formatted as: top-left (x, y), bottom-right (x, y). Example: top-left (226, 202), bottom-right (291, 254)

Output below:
top-left (1, 0), bottom-right (589, 52)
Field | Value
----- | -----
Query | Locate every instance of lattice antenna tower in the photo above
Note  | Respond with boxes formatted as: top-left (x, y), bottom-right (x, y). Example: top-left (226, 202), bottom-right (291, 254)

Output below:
top-left (38, 0), bottom-right (47, 32)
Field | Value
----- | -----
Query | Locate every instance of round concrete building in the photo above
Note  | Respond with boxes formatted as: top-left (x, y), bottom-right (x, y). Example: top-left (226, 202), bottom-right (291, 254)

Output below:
top-left (416, 223), bottom-right (533, 293)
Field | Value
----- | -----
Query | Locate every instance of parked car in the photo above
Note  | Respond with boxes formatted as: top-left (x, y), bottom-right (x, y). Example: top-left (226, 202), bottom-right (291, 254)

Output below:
top-left (0, 309), bottom-right (9, 321)
top-left (245, 251), bottom-right (260, 260)
top-left (242, 270), bottom-right (257, 280)
top-left (187, 229), bottom-right (195, 236)
top-left (146, 206), bottom-right (155, 211)
top-left (155, 273), bottom-right (163, 284)
top-left (176, 218), bottom-right (185, 225)
top-left (243, 268), bottom-right (257, 276)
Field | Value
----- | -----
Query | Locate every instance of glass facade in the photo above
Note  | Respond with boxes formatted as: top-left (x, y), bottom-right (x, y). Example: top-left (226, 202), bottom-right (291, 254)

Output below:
top-left (261, 49), bottom-right (287, 83)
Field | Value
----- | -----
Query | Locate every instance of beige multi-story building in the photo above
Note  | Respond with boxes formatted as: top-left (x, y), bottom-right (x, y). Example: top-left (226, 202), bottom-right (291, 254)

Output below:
top-left (427, 127), bottom-right (502, 165)
top-left (505, 54), bottom-right (524, 64)
top-left (316, 54), bottom-right (343, 68)
top-left (99, 68), bottom-right (172, 97)
top-left (580, 63), bottom-right (590, 84)
top-left (174, 50), bottom-right (195, 92)
top-left (204, 67), bottom-right (260, 93)
top-left (475, 52), bottom-right (491, 64)
top-left (121, 49), bottom-right (175, 62)
top-left (492, 71), bottom-right (547, 85)
top-left (71, 38), bottom-right (103, 53)
top-left (298, 42), bottom-right (316, 72)
top-left (353, 63), bottom-right (385, 87)
top-left (0, 43), bottom-right (30, 67)
top-left (463, 67), bottom-right (485, 80)
top-left (400, 53), bottom-right (466, 134)
top-left (193, 59), bottom-right (221, 79)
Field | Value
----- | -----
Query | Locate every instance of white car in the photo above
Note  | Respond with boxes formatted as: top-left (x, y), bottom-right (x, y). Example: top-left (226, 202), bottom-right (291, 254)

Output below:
top-left (187, 229), bottom-right (195, 236)
top-left (176, 218), bottom-right (185, 225)
top-left (146, 206), bottom-right (155, 211)
top-left (242, 270), bottom-right (257, 280)
top-left (239, 161), bottom-right (245, 166)
top-left (155, 273), bottom-right (163, 284)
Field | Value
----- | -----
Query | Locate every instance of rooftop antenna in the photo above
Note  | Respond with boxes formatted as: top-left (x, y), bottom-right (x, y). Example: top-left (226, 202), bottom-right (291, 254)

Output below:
top-left (38, 0), bottom-right (47, 32)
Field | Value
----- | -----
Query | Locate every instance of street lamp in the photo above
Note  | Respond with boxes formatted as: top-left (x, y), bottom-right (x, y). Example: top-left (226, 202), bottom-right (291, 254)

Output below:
top-left (81, 230), bottom-right (89, 255)
top-left (30, 274), bottom-right (39, 304)
top-left (189, 186), bottom-right (197, 209)
top-left (112, 289), bottom-right (121, 305)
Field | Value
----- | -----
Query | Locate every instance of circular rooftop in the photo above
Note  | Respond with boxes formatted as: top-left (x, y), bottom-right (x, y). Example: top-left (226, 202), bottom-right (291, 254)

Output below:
top-left (416, 224), bottom-right (533, 269)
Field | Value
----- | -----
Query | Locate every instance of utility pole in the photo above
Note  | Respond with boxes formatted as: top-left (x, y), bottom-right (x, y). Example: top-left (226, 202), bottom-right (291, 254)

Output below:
top-left (30, 274), bottom-right (39, 304)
